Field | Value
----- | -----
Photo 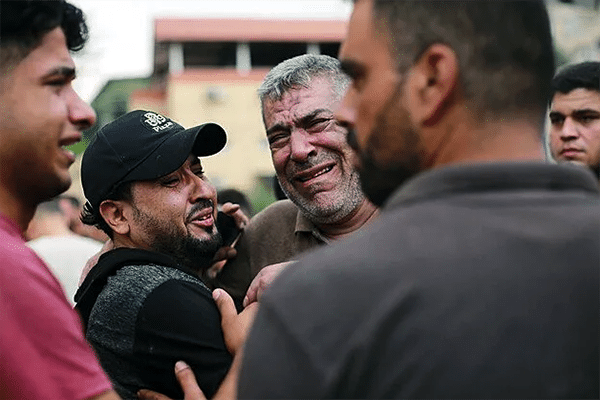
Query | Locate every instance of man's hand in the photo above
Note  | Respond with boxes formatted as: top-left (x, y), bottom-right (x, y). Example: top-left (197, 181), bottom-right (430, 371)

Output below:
top-left (206, 247), bottom-right (237, 281)
top-left (243, 261), bottom-right (294, 308)
top-left (213, 288), bottom-right (258, 355)
top-left (137, 361), bottom-right (205, 400)
top-left (205, 202), bottom-right (249, 280)
top-left (220, 202), bottom-right (249, 228)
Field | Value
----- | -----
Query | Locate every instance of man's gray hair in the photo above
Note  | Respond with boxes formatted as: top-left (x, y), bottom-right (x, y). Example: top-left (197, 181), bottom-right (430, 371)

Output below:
top-left (258, 54), bottom-right (350, 113)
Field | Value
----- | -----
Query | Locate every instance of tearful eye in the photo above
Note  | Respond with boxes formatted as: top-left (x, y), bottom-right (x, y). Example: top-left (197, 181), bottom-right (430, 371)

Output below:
top-left (310, 118), bottom-right (328, 126)
top-left (268, 133), bottom-right (289, 147)
top-left (160, 177), bottom-right (179, 186)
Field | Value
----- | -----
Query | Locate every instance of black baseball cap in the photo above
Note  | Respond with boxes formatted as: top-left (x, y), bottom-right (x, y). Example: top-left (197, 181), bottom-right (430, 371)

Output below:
top-left (81, 110), bottom-right (227, 209)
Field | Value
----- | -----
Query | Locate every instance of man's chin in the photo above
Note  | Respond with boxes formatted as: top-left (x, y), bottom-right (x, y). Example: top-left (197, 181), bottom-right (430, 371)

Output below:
top-left (153, 230), bottom-right (223, 272)
top-left (358, 153), bottom-right (422, 207)
top-left (36, 175), bottom-right (71, 203)
top-left (189, 227), bottom-right (217, 242)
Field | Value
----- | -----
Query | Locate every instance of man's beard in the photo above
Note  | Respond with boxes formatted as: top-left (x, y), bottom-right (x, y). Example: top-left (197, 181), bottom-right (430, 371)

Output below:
top-left (358, 148), bottom-right (423, 207)
top-left (133, 202), bottom-right (223, 271)
top-left (278, 152), bottom-right (366, 225)
top-left (347, 80), bottom-right (425, 207)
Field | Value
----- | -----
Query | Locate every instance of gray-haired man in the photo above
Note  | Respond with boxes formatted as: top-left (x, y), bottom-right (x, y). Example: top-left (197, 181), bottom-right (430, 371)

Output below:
top-left (213, 54), bottom-right (378, 309)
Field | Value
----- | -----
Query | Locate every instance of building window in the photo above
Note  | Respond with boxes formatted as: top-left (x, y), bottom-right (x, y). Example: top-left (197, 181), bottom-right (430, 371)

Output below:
top-left (319, 42), bottom-right (341, 58)
top-left (183, 42), bottom-right (237, 68)
top-left (250, 42), bottom-right (307, 67)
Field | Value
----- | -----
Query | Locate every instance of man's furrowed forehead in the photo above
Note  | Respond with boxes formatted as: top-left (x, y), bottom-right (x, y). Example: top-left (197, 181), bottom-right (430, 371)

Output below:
top-left (264, 85), bottom-right (337, 123)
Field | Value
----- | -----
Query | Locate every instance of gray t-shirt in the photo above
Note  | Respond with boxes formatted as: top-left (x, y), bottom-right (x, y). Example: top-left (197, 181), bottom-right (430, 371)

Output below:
top-left (239, 162), bottom-right (600, 399)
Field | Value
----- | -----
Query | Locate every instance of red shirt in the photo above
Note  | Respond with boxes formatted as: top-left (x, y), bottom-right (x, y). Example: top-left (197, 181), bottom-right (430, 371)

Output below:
top-left (0, 214), bottom-right (112, 399)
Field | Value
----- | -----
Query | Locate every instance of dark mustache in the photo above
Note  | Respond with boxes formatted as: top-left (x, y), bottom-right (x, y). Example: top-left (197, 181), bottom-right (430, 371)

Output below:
top-left (287, 153), bottom-right (338, 176)
top-left (186, 199), bottom-right (214, 222)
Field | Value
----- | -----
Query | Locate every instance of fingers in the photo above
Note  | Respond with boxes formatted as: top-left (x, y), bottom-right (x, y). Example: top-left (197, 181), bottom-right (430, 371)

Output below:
top-left (243, 278), bottom-right (269, 307)
top-left (206, 247), bottom-right (238, 280)
top-left (220, 202), bottom-right (240, 214)
top-left (175, 361), bottom-right (205, 400)
top-left (243, 279), bottom-right (259, 309)
top-left (137, 388), bottom-right (170, 400)
top-left (206, 260), bottom-right (226, 280)
top-left (212, 246), bottom-right (237, 262)
top-left (213, 288), bottom-right (238, 325)
top-left (213, 288), bottom-right (252, 355)
top-left (221, 202), bottom-right (249, 228)
top-left (137, 361), bottom-right (205, 400)
top-left (242, 261), bottom-right (293, 307)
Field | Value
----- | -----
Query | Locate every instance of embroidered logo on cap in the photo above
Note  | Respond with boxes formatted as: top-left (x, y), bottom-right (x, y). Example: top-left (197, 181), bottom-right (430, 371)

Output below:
top-left (141, 112), bottom-right (174, 133)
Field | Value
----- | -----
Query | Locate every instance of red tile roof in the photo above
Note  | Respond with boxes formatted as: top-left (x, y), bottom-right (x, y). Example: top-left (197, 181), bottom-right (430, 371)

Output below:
top-left (170, 68), bottom-right (270, 82)
top-left (155, 18), bottom-right (347, 42)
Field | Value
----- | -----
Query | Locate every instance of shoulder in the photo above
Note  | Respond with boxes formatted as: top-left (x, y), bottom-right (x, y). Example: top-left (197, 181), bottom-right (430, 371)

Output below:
top-left (101, 263), bottom-right (206, 299)
top-left (244, 200), bottom-right (299, 236)
top-left (256, 210), bottom-right (409, 311)
top-left (139, 278), bottom-right (217, 324)
top-left (89, 263), bottom-right (213, 343)
top-left (250, 200), bottom-right (298, 225)
top-left (0, 232), bottom-right (65, 300)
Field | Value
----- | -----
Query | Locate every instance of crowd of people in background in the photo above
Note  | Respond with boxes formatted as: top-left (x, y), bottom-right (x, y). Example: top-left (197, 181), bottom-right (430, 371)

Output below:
top-left (1, 0), bottom-right (598, 399)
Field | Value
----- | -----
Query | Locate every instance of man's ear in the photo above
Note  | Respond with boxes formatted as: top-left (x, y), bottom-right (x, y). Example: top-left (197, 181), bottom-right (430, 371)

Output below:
top-left (406, 43), bottom-right (459, 126)
top-left (99, 200), bottom-right (131, 236)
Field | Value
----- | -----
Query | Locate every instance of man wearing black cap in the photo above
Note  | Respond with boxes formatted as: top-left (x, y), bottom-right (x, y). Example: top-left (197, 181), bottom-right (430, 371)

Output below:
top-left (75, 110), bottom-right (236, 399)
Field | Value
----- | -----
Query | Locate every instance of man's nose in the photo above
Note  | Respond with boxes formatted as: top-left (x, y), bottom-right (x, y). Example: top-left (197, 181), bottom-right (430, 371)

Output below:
top-left (289, 129), bottom-right (317, 163)
top-left (560, 117), bottom-right (580, 140)
top-left (189, 173), bottom-right (216, 203)
top-left (68, 88), bottom-right (96, 131)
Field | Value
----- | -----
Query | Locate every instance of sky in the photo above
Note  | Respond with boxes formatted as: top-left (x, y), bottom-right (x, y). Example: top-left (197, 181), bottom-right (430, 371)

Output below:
top-left (69, 0), bottom-right (353, 102)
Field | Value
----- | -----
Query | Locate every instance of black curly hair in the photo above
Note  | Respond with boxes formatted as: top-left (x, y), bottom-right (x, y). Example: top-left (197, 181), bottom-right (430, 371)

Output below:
top-left (0, 0), bottom-right (88, 71)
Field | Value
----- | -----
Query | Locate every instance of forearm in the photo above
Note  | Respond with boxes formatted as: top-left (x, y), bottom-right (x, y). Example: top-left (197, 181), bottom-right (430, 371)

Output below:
top-left (213, 351), bottom-right (242, 400)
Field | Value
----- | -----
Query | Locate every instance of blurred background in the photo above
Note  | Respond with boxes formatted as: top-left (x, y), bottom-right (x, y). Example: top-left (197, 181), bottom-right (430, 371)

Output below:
top-left (67, 0), bottom-right (600, 216)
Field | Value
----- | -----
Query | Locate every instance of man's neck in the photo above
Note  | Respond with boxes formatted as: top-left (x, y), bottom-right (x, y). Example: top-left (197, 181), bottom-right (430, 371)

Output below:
top-left (0, 188), bottom-right (36, 234)
top-left (428, 116), bottom-right (546, 167)
top-left (317, 199), bottom-right (379, 240)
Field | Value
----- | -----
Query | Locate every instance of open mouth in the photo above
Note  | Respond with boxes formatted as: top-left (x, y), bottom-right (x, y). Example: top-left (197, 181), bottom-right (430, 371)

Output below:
top-left (187, 198), bottom-right (215, 224)
top-left (189, 207), bottom-right (213, 223)
top-left (193, 213), bottom-right (212, 222)
top-left (296, 165), bottom-right (334, 183)
top-left (60, 146), bottom-right (76, 163)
